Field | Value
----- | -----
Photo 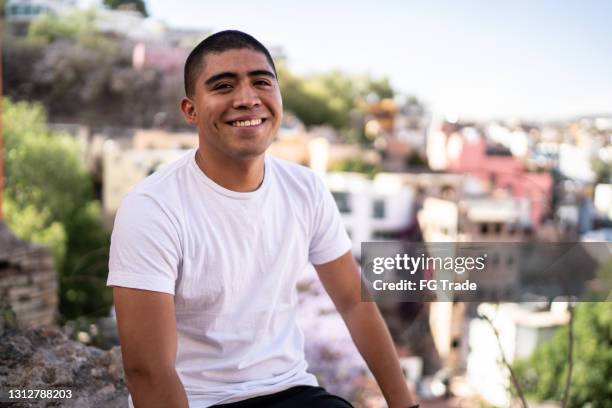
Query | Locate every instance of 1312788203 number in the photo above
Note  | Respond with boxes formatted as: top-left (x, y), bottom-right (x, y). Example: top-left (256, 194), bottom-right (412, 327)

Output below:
top-left (7, 389), bottom-right (73, 400)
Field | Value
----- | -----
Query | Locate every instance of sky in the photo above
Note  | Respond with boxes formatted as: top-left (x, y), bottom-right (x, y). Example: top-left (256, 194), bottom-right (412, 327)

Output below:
top-left (143, 0), bottom-right (612, 121)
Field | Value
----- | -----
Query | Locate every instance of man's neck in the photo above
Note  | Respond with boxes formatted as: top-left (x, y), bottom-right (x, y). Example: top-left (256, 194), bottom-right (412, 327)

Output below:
top-left (195, 147), bottom-right (265, 193)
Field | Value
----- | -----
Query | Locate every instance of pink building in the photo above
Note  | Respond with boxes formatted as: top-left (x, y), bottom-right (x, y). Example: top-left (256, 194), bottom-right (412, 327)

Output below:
top-left (132, 42), bottom-right (189, 74)
top-left (440, 126), bottom-right (552, 230)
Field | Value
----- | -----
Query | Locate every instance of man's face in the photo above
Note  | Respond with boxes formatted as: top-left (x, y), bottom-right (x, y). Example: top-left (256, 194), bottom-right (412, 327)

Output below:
top-left (183, 48), bottom-right (283, 161)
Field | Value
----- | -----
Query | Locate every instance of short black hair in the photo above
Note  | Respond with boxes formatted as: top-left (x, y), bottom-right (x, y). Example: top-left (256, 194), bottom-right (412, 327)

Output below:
top-left (184, 30), bottom-right (277, 98)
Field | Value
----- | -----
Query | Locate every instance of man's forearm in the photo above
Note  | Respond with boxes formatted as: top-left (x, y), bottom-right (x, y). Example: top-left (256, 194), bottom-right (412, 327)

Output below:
top-left (341, 301), bottom-right (417, 408)
top-left (126, 368), bottom-right (189, 408)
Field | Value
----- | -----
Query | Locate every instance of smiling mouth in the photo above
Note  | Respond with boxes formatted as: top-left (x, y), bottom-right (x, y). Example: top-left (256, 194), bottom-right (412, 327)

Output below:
top-left (228, 118), bottom-right (266, 127)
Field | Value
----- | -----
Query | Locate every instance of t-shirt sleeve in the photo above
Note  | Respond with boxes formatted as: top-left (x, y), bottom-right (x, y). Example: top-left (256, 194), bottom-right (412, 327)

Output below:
top-left (107, 193), bottom-right (181, 295)
top-left (308, 176), bottom-right (352, 265)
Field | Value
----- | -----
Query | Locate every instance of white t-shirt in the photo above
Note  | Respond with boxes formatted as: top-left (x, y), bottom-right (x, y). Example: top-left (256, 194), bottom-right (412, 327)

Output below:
top-left (107, 149), bottom-right (351, 407)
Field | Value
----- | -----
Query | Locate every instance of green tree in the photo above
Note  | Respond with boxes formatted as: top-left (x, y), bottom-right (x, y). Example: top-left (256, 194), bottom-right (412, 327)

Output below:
top-left (365, 76), bottom-right (394, 100)
top-left (3, 98), bottom-right (111, 319)
top-left (277, 62), bottom-right (395, 136)
top-left (5, 22), bottom-right (167, 128)
top-left (27, 9), bottom-right (115, 51)
top-left (591, 157), bottom-right (612, 184)
top-left (513, 302), bottom-right (612, 407)
top-left (405, 151), bottom-right (427, 167)
top-left (3, 198), bottom-right (67, 264)
top-left (278, 65), bottom-right (344, 128)
top-left (328, 157), bottom-right (381, 179)
top-left (103, 0), bottom-right (148, 16)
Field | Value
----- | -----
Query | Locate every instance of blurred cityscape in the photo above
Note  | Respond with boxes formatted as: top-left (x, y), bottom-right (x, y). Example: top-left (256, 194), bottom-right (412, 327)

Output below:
top-left (1, 1), bottom-right (611, 407)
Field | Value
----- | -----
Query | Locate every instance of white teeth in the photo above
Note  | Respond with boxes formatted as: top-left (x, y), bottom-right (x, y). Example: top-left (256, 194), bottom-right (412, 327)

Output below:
top-left (231, 119), bottom-right (262, 127)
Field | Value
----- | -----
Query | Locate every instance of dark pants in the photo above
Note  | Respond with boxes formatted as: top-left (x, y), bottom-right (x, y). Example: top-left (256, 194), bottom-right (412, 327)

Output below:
top-left (211, 386), bottom-right (354, 408)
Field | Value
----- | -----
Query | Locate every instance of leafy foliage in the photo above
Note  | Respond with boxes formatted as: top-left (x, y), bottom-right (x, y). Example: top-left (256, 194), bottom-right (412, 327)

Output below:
top-left (277, 62), bottom-right (395, 141)
top-left (512, 302), bottom-right (612, 407)
top-left (591, 157), bottom-right (612, 184)
top-left (103, 0), bottom-right (148, 16)
top-left (3, 98), bottom-right (111, 319)
top-left (3, 11), bottom-right (181, 129)
top-left (3, 198), bottom-right (67, 264)
top-left (405, 151), bottom-right (427, 167)
top-left (27, 9), bottom-right (104, 46)
top-left (328, 157), bottom-right (381, 179)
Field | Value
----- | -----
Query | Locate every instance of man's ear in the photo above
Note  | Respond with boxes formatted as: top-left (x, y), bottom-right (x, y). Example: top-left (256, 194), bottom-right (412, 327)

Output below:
top-left (180, 97), bottom-right (198, 125)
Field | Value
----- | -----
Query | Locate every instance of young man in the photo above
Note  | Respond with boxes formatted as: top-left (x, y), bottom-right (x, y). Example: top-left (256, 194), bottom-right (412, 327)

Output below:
top-left (107, 30), bottom-right (418, 408)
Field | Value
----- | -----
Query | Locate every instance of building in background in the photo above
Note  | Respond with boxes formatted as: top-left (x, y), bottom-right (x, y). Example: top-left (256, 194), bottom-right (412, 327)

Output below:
top-left (467, 302), bottom-right (570, 406)
top-left (426, 121), bottom-right (552, 230)
top-left (364, 97), bottom-right (430, 172)
top-left (593, 183), bottom-right (612, 222)
top-left (417, 196), bottom-right (528, 372)
top-left (132, 129), bottom-right (198, 150)
top-left (325, 172), bottom-right (416, 258)
top-left (102, 144), bottom-right (188, 225)
top-left (5, 0), bottom-right (75, 34)
top-left (418, 197), bottom-right (530, 243)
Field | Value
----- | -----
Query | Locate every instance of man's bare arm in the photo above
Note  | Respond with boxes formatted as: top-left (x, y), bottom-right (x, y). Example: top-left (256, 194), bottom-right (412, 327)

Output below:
top-left (113, 287), bottom-right (188, 408)
top-left (314, 251), bottom-right (418, 408)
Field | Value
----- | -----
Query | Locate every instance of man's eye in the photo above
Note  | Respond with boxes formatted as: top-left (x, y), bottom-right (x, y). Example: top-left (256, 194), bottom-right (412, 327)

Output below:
top-left (255, 80), bottom-right (271, 86)
top-left (214, 84), bottom-right (232, 90)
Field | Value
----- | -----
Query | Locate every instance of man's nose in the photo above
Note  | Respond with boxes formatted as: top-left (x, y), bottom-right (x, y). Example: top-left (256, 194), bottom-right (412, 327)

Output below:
top-left (233, 84), bottom-right (261, 109)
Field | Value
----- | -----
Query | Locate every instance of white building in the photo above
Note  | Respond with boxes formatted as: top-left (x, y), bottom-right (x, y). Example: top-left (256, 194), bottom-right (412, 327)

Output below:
top-left (418, 196), bottom-right (530, 243)
top-left (581, 228), bottom-right (612, 242)
top-left (594, 184), bottom-right (612, 221)
top-left (426, 126), bottom-right (449, 171)
top-left (558, 143), bottom-right (596, 183)
top-left (5, 0), bottom-right (74, 23)
top-left (486, 123), bottom-right (529, 158)
top-left (467, 303), bottom-right (569, 407)
top-left (324, 172), bottom-right (415, 258)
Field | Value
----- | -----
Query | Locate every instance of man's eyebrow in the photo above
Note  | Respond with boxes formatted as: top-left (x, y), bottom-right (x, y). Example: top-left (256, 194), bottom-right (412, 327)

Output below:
top-left (248, 70), bottom-right (276, 79)
top-left (204, 69), bottom-right (276, 86)
top-left (205, 72), bottom-right (237, 86)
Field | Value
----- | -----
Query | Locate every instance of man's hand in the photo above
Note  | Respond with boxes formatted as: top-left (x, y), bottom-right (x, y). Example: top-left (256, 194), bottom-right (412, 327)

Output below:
top-left (113, 287), bottom-right (189, 408)
top-left (315, 251), bottom-right (419, 408)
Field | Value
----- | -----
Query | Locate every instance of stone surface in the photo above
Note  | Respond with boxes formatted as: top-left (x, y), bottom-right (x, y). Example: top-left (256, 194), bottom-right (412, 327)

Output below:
top-left (0, 325), bottom-right (128, 408)
top-left (0, 222), bottom-right (58, 328)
